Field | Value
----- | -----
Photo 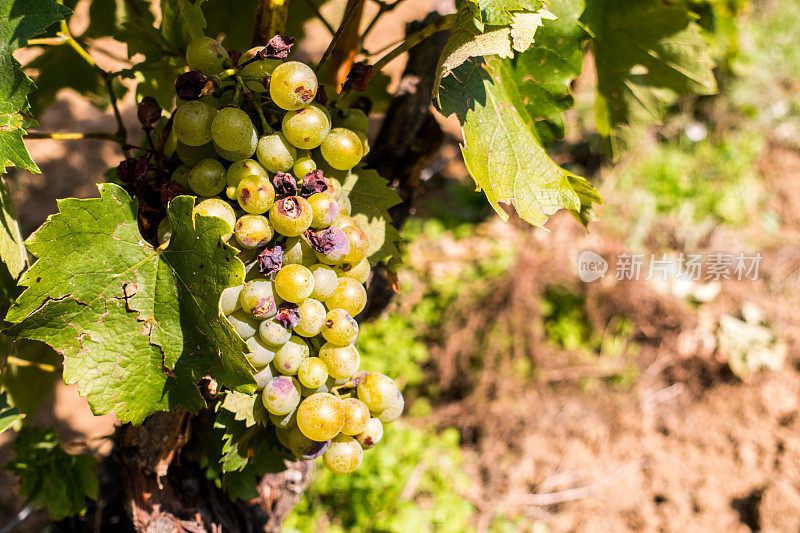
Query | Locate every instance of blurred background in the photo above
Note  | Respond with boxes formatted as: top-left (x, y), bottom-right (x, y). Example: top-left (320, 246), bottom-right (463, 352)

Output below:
top-left (4, 0), bottom-right (800, 531)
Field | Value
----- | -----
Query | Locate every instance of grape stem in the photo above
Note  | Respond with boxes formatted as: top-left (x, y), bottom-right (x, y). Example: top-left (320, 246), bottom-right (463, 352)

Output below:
top-left (254, 94), bottom-right (275, 134)
top-left (371, 13), bottom-right (456, 72)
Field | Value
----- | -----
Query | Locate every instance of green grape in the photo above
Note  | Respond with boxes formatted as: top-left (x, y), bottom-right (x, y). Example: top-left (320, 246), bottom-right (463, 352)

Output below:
top-left (188, 158), bottom-right (226, 196)
top-left (334, 107), bottom-right (369, 134)
top-left (269, 196), bottom-right (313, 237)
top-left (253, 364), bottom-right (275, 391)
top-left (259, 319), bottom-right (292, 347)
top-left (177, 141), bottom-right (217, 167)
top-left (220, 284), bottom-right (243, 315)
top-left (186, 36), bottom-right (229, 75)
top-left (246, 335), bottom-right (277, 367)
top-left (227, 310), bottom-right (258, 340)
top-left (170, 165), bottom-right (191, 189)
top-left (307, 193), bottom-right (339, 228)
top-left (275, 426), bottom-right (292, 448)
top-left (313, 102), bottom-right (332, 125)
top-left (293, 154), bottom-right (316, 178)
top-left (213, 140), bottom-right (252, 162)
top-left (338, 194), bottom-right (352, 216)
top-left (287, 426), bottom-right (330, 459)
top-left (234, 214), bottom-right (273, 249)
top-left (312, 150), bottom-right (351, 182)
top-left (274, 264), bottom-right (314, 302)
top-left (355, 417), bottom-right (383, 449)
top-left (357, 372), bottom-right (398, 412)
top-left (239, 280), bottom-right (278, 319)
top-left (256, 133), bottom-right (297, 173)
top-left (341, 225), bottom-right (370, 264)
top-left (294, 298), bottom-right (326, 337)
top-left (240, 47), bottom-right (281, 91)
top-left (326, 177), bottom-right (343, 200)
top-left (335, 214), bottom-right (356, 228)
top-left (323, 435), bottom-right (363, 474)
top-left (236, 174), bottom-right (275, 215)
top-left (274, 335), bottom-right (309, 375)
top-left (226, 159), bottom-right (268, 188)
top-left (193, 198), bottom-right (236, 232)
top-left (262, 376), bottom-right (301, 415)
top-left (319, 342), bottom-right (360, 380)
top-left (212, 107), bottom-right (258, 156)
top-left (296, 393), bottom-right (344, 441)
top-left (283, 237), bottom-right (316, 267)
top-left (341, 398), bottom-right (370, 436)
top-left (320, 128), bottom-right (363, 170)
top-left (282, 105), bottom-right (331, 150)
top-left (269, 408), bottom-right (297, 430)
top-left (173, 101), bottom-right (216, 146)
top-left (300, 381), bottom-right (330, 397)
top-left (164, 129), bottom-right (178, 158)
top-left (356, 131), bottom-right (370, 156)
top-left (325, 277), bottom-right (367, 318)
top-left (321, 308), bottom-right (358, 345)
top-left (297, 357), bottom-right (328, 389)
top-left (335, 258), bottom-right (370, 284)
top-left (376, 389), bottom-right (404, 424)
top-left (157, 217), bottom-right (172, 246)
top-left (269, 61), bottom-right (318, 111)
top-left (309, 264), bottom-right (338, 300)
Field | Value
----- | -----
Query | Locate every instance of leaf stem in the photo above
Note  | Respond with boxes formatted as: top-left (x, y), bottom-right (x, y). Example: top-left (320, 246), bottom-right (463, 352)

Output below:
top-left (25, 132), bottom-right (122, 142)
top-left (316, 0), bottom-right (365, 78)
top-left (371, 13), bottom-right (456, 72)
top-left (5, 356), bottom-right (57, 372)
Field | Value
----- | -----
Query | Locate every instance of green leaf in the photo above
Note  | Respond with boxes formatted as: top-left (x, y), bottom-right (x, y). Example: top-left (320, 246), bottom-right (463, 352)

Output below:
top-left (203, 0), bottom-right (258, 51)
top-left (26, 46), bottom-right (106, 116)
top-left (439, 57), bottom-right (601, 228)
top-left (505, 0), bottom-right (587, 145)
top-left (466, 0), bottom-right (544, 25)
top-left (5, 184), bottom-right (255, 424)
top-left (83, 0), bottom-right (153, 39)
top-left (0, 0), bottom-right (71, 172)
top-left (581, 0), bottom-right (717, 157)
top-left (131, 56), bottom-right (186, 110)
top-left (5, 426), bottom-right (98, 520)
top-left (0, 390), bottom-right (21, 434)
top-left (341, 168), bottom-right (403, 264)
top-left (220, 389), bottom-right (269, 428)
top-left (160, 0), bottom-right (207, 52)
top-left (433, 6), bottom-right (555, 101)
top-left (2, 339), bottom-right (60, 418)
top-left (0, 176), bottom-right (26, 279)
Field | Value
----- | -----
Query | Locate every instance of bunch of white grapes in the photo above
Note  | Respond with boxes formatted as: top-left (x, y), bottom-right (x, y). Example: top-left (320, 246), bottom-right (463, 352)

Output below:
top-left (161, 36), bottom-right (403, 474)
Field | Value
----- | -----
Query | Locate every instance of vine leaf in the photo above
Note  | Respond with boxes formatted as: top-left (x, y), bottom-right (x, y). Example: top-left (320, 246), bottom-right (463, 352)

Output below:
top-left (0, 0), bottom-right (71, 172)
top-left (341, 168), bottom-right (402, 265)
top-left (5, 426), bottom-right (98, 520)
top-left (507, 0), bottom-right (586, 145)
top-left (433, 5), bottom-right (555, 101)
top-left (465, 0), bottom-right (544, 25)
top-left (220, 389), bottom-right (269, 428)
top-left (581, 0), bottom-right (717, 157)
top-left (5, 184), bottom-right (255, 424)
top-left (0, 390), bottom-right (21, 434)
top-left (439, 57), bottom-right (601, 228)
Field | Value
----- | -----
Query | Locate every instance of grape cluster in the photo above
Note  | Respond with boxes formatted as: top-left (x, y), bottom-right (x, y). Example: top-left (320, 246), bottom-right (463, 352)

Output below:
top-left (163, 36), bottom-right (402, 474)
